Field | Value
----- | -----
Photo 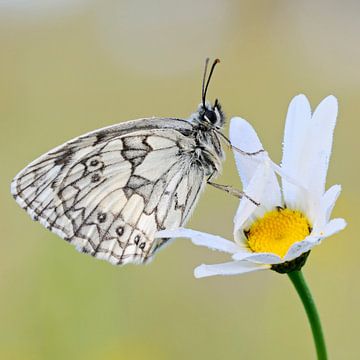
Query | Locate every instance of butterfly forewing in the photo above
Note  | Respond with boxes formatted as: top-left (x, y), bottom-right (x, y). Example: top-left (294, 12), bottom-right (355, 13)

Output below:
top-left (11, 118), bottom-right (211, 265)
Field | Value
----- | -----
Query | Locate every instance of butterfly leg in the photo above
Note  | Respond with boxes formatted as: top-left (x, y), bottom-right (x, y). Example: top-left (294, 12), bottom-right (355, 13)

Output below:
top-left (231, 146), bottom-right (265, 157)
top-left (207, 181), bottom-right (260, 206)
top-left (215, 130), bottom-right (266, 157)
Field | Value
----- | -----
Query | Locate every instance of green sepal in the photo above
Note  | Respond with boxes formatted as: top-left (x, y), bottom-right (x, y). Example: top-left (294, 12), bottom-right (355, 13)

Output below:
top-left (271, 251), bottom-right (310, 274)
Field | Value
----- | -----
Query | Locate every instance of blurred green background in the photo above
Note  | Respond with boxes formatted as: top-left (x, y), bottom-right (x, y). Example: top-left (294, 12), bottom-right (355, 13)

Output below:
top-left (0, 1), bottom-right (358, 359)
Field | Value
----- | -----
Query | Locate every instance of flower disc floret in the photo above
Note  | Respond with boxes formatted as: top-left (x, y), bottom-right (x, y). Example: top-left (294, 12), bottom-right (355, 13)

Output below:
top-left (246, 208), bottom-right (311, 258)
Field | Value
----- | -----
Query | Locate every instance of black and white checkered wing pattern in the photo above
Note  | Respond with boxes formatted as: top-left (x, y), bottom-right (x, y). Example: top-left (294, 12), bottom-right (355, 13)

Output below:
top-left (11, 118), bottom-right (206, 265)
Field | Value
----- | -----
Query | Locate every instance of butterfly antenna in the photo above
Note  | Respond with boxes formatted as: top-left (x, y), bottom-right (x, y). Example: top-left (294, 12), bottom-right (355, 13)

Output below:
top-left (203, 58), bottom-right (220, 107)
top-left (202, 58), bottom-right (210, 108)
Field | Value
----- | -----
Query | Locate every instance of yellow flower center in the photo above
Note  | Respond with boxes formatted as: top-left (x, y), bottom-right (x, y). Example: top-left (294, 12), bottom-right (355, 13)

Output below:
top-left (246, 208), bottom-right (311, 258)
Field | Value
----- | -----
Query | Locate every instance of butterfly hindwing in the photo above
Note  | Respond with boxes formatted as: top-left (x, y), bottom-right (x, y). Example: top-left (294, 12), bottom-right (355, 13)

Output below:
top-left (11, 118), bottom-right (206, 265)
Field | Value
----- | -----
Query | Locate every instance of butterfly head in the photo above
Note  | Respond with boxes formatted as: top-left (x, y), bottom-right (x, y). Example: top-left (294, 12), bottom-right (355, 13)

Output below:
top-left (197, 99), bottom-right (225, 129)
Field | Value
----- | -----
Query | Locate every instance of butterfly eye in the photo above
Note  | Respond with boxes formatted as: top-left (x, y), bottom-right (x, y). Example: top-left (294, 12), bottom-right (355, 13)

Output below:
top-left (204, 109), bottom-right (218, 124)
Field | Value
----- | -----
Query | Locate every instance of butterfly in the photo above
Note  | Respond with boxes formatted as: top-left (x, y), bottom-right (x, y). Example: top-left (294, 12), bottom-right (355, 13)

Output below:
top-left (11, 59), bottom-right (227, 265)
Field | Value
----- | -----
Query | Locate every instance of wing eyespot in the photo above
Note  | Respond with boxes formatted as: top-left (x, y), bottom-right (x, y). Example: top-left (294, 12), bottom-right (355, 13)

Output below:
top-left (97, 212), bottom-right (107, 223)
top-left (116, 226), bottom-right (124, 236)
top-left (86, 157), bottom-right (103, 170)
top-left (134, 235), bottom-right (140, 245)
top-left (91, 173), bottom-right (101, 182)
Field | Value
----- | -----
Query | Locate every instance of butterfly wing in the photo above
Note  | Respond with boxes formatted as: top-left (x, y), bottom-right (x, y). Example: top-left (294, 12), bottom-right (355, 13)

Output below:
top-left (11, 118), bottom-right (206, 265)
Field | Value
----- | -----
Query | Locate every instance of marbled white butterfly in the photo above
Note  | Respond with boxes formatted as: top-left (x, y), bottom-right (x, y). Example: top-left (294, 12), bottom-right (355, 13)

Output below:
top-left (11, 59), bottom-right (228, 265)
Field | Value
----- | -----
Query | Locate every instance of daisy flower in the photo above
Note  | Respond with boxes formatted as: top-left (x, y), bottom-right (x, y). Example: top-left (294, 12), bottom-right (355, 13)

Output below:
top-left (157, 94), bottom-right (346, 276)
top-left (158, 94), bottom-right (346, 360)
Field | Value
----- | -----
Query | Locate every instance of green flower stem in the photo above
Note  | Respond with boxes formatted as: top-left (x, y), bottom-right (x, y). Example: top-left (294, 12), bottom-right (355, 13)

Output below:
top-left (287, 270), bottom-right (328, 360)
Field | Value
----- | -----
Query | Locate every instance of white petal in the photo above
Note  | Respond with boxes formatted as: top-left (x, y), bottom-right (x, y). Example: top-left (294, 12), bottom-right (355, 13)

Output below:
top-left (312, 184), bottom-right (342, 231)
top-left (284, 218), bottom-right (346, 262)
top-left (281, 94), bottom-right (312, 209)
top-left (322, 185), bottom-right (342, 223)
top-left (233, 164), bottom-right (265, 234)
top-left (234, 160), bottom-right (282, 240)
top-left (269, 160), bottom-right (308, 193)
top-left (258, 161), bottom-right (282, 212)
top-left (320, 218), bottom-right (347, 237)
top-left (234, 162), bottom-right (269, 232)
top-left (304, 96), bottom-right (338, 198)
top-left (194, 261), bottom-right (269, 278)
top-left (156, 228), bottom-right (242, 254)
top-left (284, 236), bottom-right (318, 262)
top-left (233, 198), bottom-right (258, 243)
top-left (230, 118), bottom-right (282, 214)
top-left (229, 117), bottom-right (265, 187)
top-left (232, 252), bottom-right (283, 264)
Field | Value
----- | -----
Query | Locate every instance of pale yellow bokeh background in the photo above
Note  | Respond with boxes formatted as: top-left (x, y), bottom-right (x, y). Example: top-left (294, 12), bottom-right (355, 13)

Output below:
top-left (0, 1), bottom-right (358, 359)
